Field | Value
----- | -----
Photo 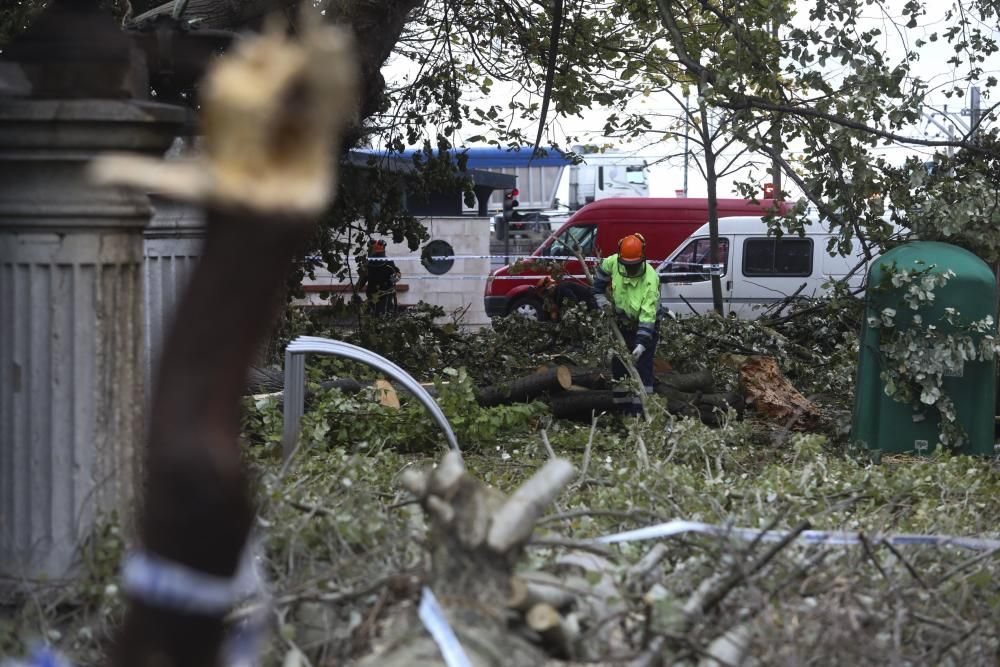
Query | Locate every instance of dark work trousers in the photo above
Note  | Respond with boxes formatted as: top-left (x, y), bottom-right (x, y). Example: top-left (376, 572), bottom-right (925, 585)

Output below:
top-left (370, 292), bottom-right (397, 316)
top-left (612, 327), bottom-right (657, 416)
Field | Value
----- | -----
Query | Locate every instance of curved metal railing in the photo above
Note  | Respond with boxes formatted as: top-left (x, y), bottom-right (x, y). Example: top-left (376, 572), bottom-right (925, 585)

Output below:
top-left (280, 336), bottom-right (460, 459)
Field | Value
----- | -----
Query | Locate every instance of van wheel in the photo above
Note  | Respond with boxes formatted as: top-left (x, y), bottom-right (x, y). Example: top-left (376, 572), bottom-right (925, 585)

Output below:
top-left (509, 296), bottom-right (546, 321)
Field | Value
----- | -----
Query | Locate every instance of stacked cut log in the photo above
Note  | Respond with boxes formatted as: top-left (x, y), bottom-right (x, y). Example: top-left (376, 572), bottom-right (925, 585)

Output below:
top-left (653, 369), bottom-right (745, 427)
top-left (475, 365), bottom-right (574, 407)
top-left (478, 364), bottom-right (743, 426)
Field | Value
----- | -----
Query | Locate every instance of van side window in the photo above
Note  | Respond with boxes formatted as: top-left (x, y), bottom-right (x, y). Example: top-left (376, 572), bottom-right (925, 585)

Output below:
top-left (661, 237), bottom-right (729, 282)
top-left (742, 238), bottom-right (813, 277)
top-left (545, 224), bottom-right (597, 258)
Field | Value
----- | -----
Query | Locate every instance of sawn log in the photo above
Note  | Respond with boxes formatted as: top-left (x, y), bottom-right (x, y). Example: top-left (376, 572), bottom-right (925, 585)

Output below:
top-left (476, 365), bottom-right (573, 407)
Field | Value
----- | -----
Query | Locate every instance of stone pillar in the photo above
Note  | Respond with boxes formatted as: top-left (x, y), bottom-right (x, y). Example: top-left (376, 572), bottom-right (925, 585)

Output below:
top-left (145, 194), bottom-right (206, 389)
top-left (0, 99), bottom-right (184, 581)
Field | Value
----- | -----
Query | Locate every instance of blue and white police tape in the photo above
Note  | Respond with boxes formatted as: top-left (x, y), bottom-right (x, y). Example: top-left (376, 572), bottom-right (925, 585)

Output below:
top-left (121, 544), bottom-right (265, 616)
top-left (3, 540), bottom-right (273, 667)
top-left (592, 519), bottom-right (1000, 552)
top-left (1, 646), bottom-right (74, 667)
top-left (418, 586), bottom-right (473, 667)
top-left (317, 253), bottom-right (724, 267)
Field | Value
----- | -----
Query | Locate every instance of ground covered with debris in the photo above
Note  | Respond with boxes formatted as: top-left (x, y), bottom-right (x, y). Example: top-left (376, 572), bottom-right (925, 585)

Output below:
top-left (6, 301), bottom-right (1000, 665)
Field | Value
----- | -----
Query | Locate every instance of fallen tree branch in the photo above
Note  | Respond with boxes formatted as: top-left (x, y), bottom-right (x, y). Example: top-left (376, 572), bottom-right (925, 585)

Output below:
top-left (489, 459), bottom-right (576, 552)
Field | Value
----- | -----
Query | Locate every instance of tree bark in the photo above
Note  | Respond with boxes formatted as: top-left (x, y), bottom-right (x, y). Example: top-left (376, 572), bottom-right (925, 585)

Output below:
top-left (476, 366), bottom-right (573, 407)
top-left (655, 368), bottom-right (715, 393)
top-left (131, 0), bottom-right (423, 125)
top-left (324, 0), bottom-right (424, 120)
top-left (700, 96), bottom-right (725, 315)
top-left (567, 366), bottom-right (613, 390)
top-left (130, 0), bottom-right (299, 29)
top-left (97, 19), bottom-right (358, 667)
top-left (549, 390), bottom-right (616, 420)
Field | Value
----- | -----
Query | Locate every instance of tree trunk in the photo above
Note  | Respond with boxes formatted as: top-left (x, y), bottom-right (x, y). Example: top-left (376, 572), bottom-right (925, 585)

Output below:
top-left (476, 366), bottom-right (573, 407)
top-left (700, 97), bottom-right (725, 315)
top-left (325, 0), bottom-right (425, 121)
top-left (130, 0), bottom-right (423, 125)
top-left (653, 385), bottom-right (744, 424)
top-left (99, 21), bottom-right (358, 667)
top-left (549, 390), bottom-right (616, 420)
top-left (567, 366), bottom-right (613, 390)
top-left (130, 0), bottom-right (299, 28)
top-left (655, 368), bottom-right (714, 393)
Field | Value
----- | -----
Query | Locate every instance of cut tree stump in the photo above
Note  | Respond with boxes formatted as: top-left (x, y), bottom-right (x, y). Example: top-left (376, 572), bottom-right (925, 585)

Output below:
top-left (476, 366), bottom-right (573, 407)
top-left (358, 454), bottom-right (576, 667)
top-left (739, 356), bottom-right (819, 428)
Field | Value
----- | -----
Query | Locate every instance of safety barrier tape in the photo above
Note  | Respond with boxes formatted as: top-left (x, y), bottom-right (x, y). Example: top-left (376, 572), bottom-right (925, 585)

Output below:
top-left (362, 254), bottom-right (602, 262)
top-left (360, 254), bottom-right (720, 267)
top-left (121, 547), bottom-right (264, 616)
top-left (305, 265), bottom-right (718, 283)
top-left (419, 586), bottom-right (474, 667)
top-left (305, 275), bottom-right (592, 283)
top-left (11, 519), bottom-right (995, 667)
top-left (5, 543), bottom-right (272, 667)
top-left (1, 646), bottom-right (74, 667)
top-left (593, 519), bottom-right (1000, 552)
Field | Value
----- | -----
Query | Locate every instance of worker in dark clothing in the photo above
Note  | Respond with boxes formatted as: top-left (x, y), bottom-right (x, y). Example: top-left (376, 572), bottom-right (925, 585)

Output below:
top-left (357, 240), bottom-right (401, 315)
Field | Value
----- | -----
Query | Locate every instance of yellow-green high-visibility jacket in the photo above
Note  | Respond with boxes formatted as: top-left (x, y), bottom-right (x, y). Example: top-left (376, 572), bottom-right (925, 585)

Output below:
top-left (592, 254), bottom-right (660, 346)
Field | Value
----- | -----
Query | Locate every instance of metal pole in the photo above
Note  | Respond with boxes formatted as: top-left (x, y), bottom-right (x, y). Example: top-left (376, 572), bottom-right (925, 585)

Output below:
top-left (971, 86), bottom-right (982, 139)
top-left (683, 94), bottom-right (690, 196)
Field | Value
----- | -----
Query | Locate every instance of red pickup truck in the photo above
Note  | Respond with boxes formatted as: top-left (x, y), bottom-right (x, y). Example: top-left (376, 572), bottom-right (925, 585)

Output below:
top-left (484, 197), bottom-right (785, 319)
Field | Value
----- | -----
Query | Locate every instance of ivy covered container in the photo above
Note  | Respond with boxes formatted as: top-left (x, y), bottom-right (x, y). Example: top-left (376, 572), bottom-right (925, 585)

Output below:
top-left (852, 241), bottom-right (998, 456)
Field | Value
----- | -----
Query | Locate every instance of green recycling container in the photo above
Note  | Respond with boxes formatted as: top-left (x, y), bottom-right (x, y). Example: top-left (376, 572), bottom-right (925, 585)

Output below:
top-left (852, 241), bottom-right (997, 456)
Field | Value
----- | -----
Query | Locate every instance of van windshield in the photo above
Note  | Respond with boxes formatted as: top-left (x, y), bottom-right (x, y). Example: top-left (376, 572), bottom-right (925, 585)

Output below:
top-left (625, 165), bottom-right (646, 185)
top-left (660, 237), bottom-right (729, 282)
top-left (543, 224), bottom-right (597, 258)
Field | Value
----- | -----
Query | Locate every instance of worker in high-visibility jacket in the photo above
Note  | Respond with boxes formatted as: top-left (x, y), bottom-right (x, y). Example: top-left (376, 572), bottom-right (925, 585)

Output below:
top-left (592, 233), bottom-right (659, 415)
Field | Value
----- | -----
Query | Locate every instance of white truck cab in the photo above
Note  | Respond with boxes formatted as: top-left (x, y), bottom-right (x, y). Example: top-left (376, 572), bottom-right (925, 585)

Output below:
top-left (658, 216), bottom-right (887, 318)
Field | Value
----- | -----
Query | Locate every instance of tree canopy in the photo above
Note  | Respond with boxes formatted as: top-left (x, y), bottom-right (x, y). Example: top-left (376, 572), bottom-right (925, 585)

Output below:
top-left (3, 0), bottom-right (999, 269)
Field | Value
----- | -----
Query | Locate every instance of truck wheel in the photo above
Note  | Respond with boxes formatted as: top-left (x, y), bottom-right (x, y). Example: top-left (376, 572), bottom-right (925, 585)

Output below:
top-left (509, 296), bottom-right (546, 321)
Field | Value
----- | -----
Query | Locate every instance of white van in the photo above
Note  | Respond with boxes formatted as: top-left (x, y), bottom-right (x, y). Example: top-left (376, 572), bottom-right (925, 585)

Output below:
top-left (658, 216), bottom-right (876, 319)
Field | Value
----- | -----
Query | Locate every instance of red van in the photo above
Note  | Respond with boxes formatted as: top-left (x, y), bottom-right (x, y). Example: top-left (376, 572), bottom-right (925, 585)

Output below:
top-left (484, 197), bottom-right (785, 319)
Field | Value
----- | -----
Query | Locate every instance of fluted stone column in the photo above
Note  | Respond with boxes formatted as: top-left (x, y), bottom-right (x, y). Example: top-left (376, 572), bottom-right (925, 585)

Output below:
top-left (0, 98), bottom-right (184, 581)
top-left (145, 193), bottom-right (206, 389)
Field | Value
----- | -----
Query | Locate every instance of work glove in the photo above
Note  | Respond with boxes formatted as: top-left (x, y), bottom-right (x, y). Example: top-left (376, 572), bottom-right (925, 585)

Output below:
top-left (631, 343), bottom-right (646, 360)
top-left (594, 293), bottom-right (612, 313)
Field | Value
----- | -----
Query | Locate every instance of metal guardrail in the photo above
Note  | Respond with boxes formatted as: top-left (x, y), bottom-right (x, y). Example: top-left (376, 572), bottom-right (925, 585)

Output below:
top-left (281, 336), bottom-right (460, 459)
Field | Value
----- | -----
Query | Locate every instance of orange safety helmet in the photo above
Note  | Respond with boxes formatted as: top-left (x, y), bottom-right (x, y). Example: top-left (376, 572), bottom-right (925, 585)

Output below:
top-left (370, 240), bottom-right (387, 254)
top-left (618, 233), bottom-right (647, 277)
